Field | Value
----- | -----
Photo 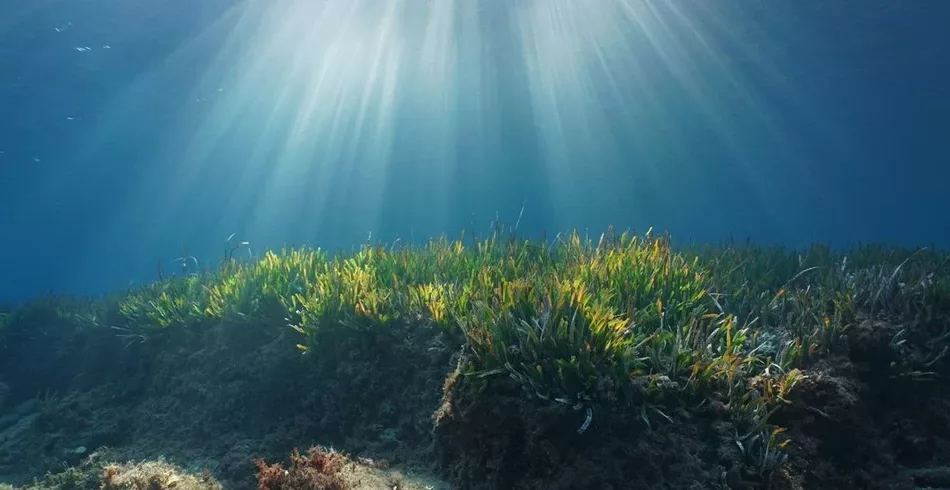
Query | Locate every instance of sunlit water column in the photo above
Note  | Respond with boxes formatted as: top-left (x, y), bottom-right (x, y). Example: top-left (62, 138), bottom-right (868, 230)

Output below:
top-left (163, 0), bottom-right (828, 246)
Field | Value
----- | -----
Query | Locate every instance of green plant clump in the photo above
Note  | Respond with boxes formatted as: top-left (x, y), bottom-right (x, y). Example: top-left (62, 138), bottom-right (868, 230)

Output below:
top-left (10, 227), bottom-right (947, 479)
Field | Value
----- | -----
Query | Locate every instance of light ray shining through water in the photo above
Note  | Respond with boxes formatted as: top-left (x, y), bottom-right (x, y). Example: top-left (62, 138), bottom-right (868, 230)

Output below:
top-left (63, 0), bottom-right (853, 283)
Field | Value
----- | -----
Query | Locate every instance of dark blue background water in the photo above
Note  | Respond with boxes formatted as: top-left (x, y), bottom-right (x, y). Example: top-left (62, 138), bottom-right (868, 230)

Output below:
top-left (1, 0), bottom-right (948, 305)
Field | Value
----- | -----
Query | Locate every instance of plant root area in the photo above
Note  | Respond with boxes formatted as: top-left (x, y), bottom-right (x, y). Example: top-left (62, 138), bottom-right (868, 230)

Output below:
top-left (1, 315), bottom-right (949, 489)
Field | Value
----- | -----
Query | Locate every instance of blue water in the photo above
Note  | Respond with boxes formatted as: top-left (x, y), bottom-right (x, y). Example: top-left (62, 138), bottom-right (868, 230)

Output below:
top-left (1, 0), bottom-right (948, 304)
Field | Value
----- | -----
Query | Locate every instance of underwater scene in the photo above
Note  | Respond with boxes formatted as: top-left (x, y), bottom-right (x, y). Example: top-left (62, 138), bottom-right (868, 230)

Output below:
top-left (1, 1), bottom-right (949, 489)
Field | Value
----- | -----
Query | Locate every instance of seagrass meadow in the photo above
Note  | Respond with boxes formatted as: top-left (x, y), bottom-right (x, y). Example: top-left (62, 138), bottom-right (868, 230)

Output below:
top-left (1, 228), bottom-right (949, 490)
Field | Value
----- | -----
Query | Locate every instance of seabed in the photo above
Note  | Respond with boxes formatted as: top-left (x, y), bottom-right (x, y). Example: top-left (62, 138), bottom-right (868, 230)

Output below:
top-left (1, 229), bottom-right (949, 489)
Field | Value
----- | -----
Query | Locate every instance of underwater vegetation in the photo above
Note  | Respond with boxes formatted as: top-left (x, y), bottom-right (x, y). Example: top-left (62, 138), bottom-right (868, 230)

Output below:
top-left (1, 227), bottom-right (949, 489)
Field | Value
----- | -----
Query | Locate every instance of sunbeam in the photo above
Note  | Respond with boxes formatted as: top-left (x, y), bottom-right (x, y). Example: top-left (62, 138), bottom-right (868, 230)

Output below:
top-left (65, 0), bottom-right (861, 268)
